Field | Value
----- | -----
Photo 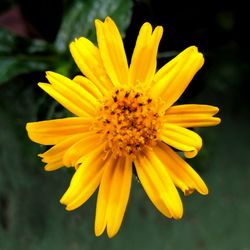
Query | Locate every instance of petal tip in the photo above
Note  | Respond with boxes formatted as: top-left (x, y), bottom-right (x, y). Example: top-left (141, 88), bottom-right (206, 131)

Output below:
top-left (105, 16), bottom-right (112, 23)
top-left (184, 150), bottom-right (198, 159)
top-left (200, 184), bottom-right (209, 195)
top-left (44, 165), bottom-right (53, 171)
top-left (172, 205), bottom-right (183, 220)
top-left (38, 82), bottom-right (50, 90)
top-left (186, 45), bottom-right (198, 53)
top-left (25, 122), bottom-right (31, 131)
top-left (215, 117), bottom-right (221, 125)
top-left (45, 70), bottom-right (55, 77)
top-left (155, 25), bottom-right (164, 34)
top-left (141, 21), bottom-right (153, 32)
top-left (203, 189), bottom-right (209, 196)
top-left (107, 230), bottom-right (116, 239)
top-left (60, 196), bottom-right (66, 205)
top-left (94, 225), bottom-right (106, 237)
top-left (65, 205), bottom-right (75, 211)
top-left (95, 19), bottom-right (103, 27)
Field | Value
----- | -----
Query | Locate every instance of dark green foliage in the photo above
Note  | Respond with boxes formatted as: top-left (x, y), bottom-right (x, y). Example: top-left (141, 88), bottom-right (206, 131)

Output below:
top-left (55, 0), bottom-right (133, 52)
top-left (0, 29), bottom-right (55, 84)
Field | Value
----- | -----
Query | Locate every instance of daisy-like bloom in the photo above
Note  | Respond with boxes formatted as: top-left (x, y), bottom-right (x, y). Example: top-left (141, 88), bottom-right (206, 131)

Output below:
top-left (26, 16), bottom-right (221, 238)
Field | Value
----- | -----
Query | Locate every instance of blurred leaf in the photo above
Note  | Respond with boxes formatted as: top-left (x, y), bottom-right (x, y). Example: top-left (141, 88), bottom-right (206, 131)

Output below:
top-left (0, 28), bottom-right (55, 84)
top-left (55, 0), bottom-right (133, 53)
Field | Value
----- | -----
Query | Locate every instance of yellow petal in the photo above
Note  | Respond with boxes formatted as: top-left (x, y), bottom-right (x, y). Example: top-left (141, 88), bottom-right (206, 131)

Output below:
top-left (95, 17), bottom-right (129, 87)
top-left (106, 157), bottom-right (132, 238)
top-left (39, 133), bottom-right (85, 170)
top-left (45, 71), bottom-right (98, 113)
top-left (128, 23), bottom-right (163, 87)
top-left (38, 83), bottom-right (89, 117)
top-left (26, 117), bottom-right (91, 145)
top-left (63, 133), bottom-right (104, 167)
top-left (154, 142), bottom-right (208, 195)
top-left (159, 123), bottom-right (202, 158)
top-left (70, 37), bottom-right (113, 95)
top-left (134, 151), bottom-right (183, 219)
top-left (151, 46), bottom-right (204, 108)
top-left (73, 75), bottom-right (103, 100)
top-left (153, 46), bottom-right (197, 83)
top-left (165, 104), bottom-right (221, 127)
top-left (95, 156), bottom-right (117, 237)
top-left (44, 161), bottom-right (63, 171)
top-left (60, 145), bottom-right (107, 210)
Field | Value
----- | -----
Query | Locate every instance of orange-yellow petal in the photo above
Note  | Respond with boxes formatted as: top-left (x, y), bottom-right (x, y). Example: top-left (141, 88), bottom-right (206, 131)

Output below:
top-left (95, 17), bottom-right (129, 87)
top-left (39, 133), bottom-right (86, 171)
top-left (62, 132), bottom-right (104, 167)
top-left (106, 157), bottom-right (132, 238)
top-left (73, 75), bottom-right (103, 100)
top-left (45, 71), bottom-right (98, 114)
top-left (159, 123), bottom-right (202, 158)
top-left (39, 83), bottom-right (90, 117)
top-left (70, 37), bottom-right (113, 95)
top-left (154, 142), bottom-right (208, 195)
top-left (151, 46), bottom-right (204, 109)
top-left (128, 22), bottom-right (163, 87)
top-left (60, 145), bottom-right (107, 210)
top-left (26, 117), bottom-right (91, 145)
top-left (165, 104), bottom-right (221, 127)
top-left (95, 156), bottom-right (117, 236)
top-left (43, 161), bottom-right (63, 172)
top-left (153, 46), bottom-right (196, 83)
top-left (134, 151), bottom-right (183, 219)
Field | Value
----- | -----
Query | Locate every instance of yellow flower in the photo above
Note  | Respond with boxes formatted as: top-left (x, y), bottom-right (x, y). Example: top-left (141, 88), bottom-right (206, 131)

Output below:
top-left (26, 16), bottom-right (221, 238)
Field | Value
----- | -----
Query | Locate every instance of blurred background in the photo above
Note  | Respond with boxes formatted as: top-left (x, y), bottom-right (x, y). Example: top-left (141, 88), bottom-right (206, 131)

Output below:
top-left (0, 0), bottom-right (249, 249)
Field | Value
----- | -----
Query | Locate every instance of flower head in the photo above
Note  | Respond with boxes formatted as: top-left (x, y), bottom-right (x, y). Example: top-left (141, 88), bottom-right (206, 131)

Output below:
top-left (26, 16), bottom-right (221, 238)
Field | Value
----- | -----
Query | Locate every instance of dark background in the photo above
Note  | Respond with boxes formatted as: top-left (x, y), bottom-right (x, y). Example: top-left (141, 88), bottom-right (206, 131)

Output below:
top-left (0, 0), bottom-right (249, 249)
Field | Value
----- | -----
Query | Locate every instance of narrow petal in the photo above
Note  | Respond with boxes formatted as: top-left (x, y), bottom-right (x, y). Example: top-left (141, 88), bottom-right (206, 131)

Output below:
top-left (154, 142), bottom-right (208, 195)
top-left (39, 133), bottom-right (85, 170)
top-left (43, 161), bottom-right (63, 172)
top-left (95, 17), bottom-right (129, 87)
top-left (95, 156), bottom-right (117, 236)
top-left (128, 23), bottom-right (163, 87)
top-left (60, 145), bottom-right (108, 210)
top-left (26, 117), bottom-right (92, 145)
top-left (159, 123), bottom-right (202, 158)
top-left (70, 37), bottom-right (113, 95)
top-left (151, 46), bottom-right (204, 109)
top-left (165, 104), bottom-right (221, 127)
top-left (153, 46), bottom-right (196, 83)
top-left (73, 75), bottom-right (103, 100)
top-left (63, 133), bottom-right (104, 167)
top-left (38, 83), bottom-right (89, 117)
top-left (135, 151), bottom-right (183, 219)
top-left (45, 71), bottom-right (98, 114)
top-left (106, 157), bottom-right (132, 238)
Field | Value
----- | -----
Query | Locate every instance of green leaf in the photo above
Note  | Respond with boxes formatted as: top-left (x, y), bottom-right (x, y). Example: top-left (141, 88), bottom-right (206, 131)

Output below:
top-left (0, 28), bottom-right (55, 84)
top-left (55, 0), bottom-right (133, 53)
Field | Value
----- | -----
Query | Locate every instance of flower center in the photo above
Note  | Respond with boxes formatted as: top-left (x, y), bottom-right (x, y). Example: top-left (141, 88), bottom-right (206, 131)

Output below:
top-left (95, 88), bottom-right (162, 157)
